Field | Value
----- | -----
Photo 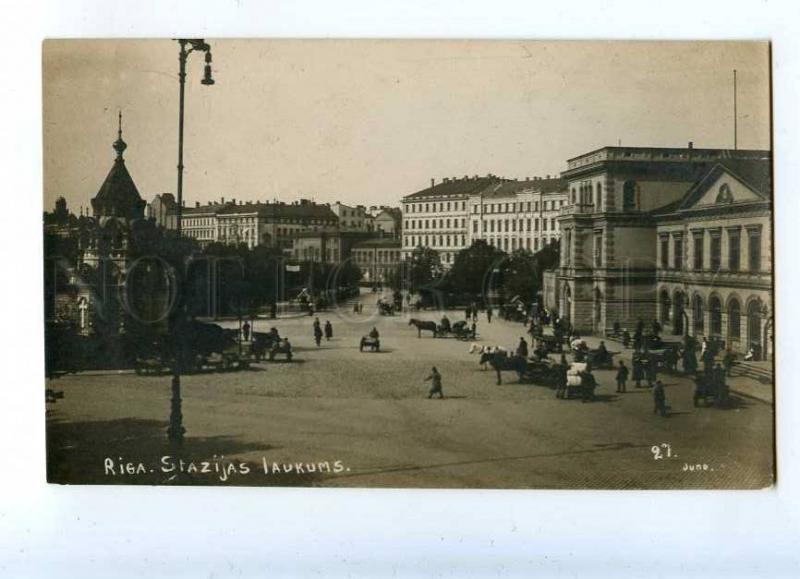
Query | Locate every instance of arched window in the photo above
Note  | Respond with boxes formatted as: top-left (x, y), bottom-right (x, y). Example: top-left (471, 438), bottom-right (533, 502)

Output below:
top-left (659, 289), bottom-right (671, 323)
top-left (747, 299), bottom-right (763, 347)
top-left (709, 296), bottom-right (722, 336)
top-left (693, 294), bottom-right (704, 334)
top-left (623, 181), bottom-right (637, 211)
top-left (728, 299), bottom-right (741, 341)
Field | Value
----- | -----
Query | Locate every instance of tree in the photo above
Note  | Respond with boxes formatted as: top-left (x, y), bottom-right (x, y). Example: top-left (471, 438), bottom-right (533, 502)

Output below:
top-left (444, 240), bottom-right (506, 298)
top-left (405, 246), bottom-right (442, 292)
top-left (501, 240), bottom-right (561, 306)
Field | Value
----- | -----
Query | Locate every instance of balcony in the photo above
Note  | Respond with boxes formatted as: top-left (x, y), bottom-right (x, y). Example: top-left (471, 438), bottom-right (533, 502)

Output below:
top-left (560, 203), bottom-right (595, 216)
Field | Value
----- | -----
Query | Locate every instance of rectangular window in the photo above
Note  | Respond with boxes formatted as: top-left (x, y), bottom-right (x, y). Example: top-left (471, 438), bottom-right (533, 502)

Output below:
top-left (543, 219), bottom-right (548, 231)
top-left (693, 233), bottom-right (704, 270)
top-left (674, 237), bottom-right (683, 270)
top-left (534, 202), bottom-right (539, 212)
top-left (748, 230), bottom-right (762, 271)
top-left (594, 232), bottom-right (603, 267)
top-left (660, 236), bottom-right (669, 268)
top-left (472, 221), bottom-right (478, 233)
top-left (534, 218), bottom-right (539, 231)
top-left (728, 230), bottom-right (741, 271)
top-left (710, 234), bottom-right (721, 271)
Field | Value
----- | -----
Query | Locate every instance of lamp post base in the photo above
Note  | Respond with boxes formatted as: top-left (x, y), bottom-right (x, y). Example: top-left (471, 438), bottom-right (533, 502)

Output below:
top-left (167, 374), bottom-right (185, 442)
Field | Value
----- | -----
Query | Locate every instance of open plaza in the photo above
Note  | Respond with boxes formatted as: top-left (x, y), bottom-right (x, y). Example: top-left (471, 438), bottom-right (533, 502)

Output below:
top-left (46, 289), bottom-right (773, 489)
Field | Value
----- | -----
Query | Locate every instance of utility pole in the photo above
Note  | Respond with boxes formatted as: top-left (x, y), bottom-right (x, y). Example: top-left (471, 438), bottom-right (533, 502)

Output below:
top-left (733, 69), bottom-right (738, 150)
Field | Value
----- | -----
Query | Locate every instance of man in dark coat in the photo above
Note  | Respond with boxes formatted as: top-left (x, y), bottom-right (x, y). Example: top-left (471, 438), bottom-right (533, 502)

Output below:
top-left (324, 320), bottom-right (333, 341)
top-left (313, 318), bottom-right (323, 346)
top-left (653, 380), bottom-right (668, 417)
top-left (486, 307), bottom-right (493, 324)
top-left (425, 367), bottom-right (444, 399)
top-left (633, 356), bottom-right (644, 388)
top-left (517, 337), bottom-right (529, 359)
top-left (616, 360), bottom-right (629, 393)
top-left (242, 321), bottom-right (251, 342)
top-left (646, 357), bottom-right (658, 387)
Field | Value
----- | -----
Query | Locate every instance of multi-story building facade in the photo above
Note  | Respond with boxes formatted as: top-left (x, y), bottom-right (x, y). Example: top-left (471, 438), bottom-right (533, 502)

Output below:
top-left (465, 177), bottom-right (567, 253)
top-left (330, 202), bottom-right (369, 232)
top-left (370, 207), bottom-right (402, 238)
top-left (547, 144), bottom-right (771, 358)
top-left (401, 176), bottom-right (502, 266)
top-left (147, 193), bottom-right (178, 230)
top-left (291, 230), bottom-right (373, 264)
top-left (158, 197), bottom-right (339, 250)
top-left (401, 175), bottom-right (567, 267)
top-left (351, 237), bottom-right (403, 283)
top-left (654, 159), bottom-right (772, 358)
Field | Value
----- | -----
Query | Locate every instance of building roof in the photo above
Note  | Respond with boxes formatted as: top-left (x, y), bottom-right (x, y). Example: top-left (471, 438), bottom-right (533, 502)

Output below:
top-left (218, 201), bottom-right (337, 221)
top-left (479, 177), bottom-right (567, 199)
top-left (403, 176), bottom-right (508, 200)
top-left (654, 158), bottom-right (772, 215)
top-left (91, 118), bottom-right (145, 220)
top-left (352, 237), bottom-right (402, 249)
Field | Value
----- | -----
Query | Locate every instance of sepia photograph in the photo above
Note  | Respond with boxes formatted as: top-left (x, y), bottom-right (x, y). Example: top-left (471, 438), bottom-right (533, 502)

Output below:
top-left (43, 39), bottom-right (774, 489)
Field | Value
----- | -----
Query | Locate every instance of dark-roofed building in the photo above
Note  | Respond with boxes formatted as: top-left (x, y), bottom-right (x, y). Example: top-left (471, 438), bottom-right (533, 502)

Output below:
top-left (401, 174), bottom-right (567, 266)
top-left (168, 197), bottom-right (339, 249)
top-left (466, 176), bottom-right (567, 253)
top-left (401, 175), bottom-right (505, 265)
top-left (544, 144), bottom-right (772, 358)
top-left (351, 237), bottom-right (403, 283)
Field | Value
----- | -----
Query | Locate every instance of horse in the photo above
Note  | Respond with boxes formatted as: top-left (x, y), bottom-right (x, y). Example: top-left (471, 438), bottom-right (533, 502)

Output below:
top-left (480, 352), bottom-right (528, 386)
top-left (408, 318), bottom-right (438, 338)
top-left (469, 344), bottom-right (508, 369)
top-left (479, 351), bottom-right (528, 385)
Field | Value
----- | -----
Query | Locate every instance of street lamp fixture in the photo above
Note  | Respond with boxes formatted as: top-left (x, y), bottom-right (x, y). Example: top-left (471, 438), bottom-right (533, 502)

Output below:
top-left (167, 38), bottom-right (216, 443)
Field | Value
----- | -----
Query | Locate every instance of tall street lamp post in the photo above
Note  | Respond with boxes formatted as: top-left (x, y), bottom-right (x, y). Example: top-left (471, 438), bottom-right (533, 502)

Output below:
top-left (168, 39), bottom-right (215, 442)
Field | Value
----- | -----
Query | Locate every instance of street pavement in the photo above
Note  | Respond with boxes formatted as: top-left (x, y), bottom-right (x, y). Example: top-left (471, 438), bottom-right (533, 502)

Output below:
top-left (46, 289), bottom-right (774, 489)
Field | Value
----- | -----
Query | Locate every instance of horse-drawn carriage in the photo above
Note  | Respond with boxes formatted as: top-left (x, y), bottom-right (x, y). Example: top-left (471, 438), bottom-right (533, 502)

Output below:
top-left (557, 362), bottom-right (597, 401)
top-left (479, 351), bottom-right (562, 386)
top-left (359, 335), bottom-right (381, 352)
top-left (378, 301), bottom-right (395, 316)
top-left (250, 330), bottom-right (281, 362)
top-left (134, 322), bottom-right (252, 374)
top-left (267, 339), bottom-right (293, 361)
top-left (408, 318), bottom-right (473, 340)
top-left (535, 334), bottom-right (563, 354)
top-left (693, 371), bottom-right (729, 407)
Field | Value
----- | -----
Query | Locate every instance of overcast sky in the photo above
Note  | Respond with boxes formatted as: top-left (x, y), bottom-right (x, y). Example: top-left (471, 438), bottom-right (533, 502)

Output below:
top-left (43, 40), bottom-right (770, 212)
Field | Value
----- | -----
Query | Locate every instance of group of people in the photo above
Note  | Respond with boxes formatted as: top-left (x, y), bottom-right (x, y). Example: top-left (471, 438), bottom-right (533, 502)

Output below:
top-left (312, 317), bottom-right (334, 346)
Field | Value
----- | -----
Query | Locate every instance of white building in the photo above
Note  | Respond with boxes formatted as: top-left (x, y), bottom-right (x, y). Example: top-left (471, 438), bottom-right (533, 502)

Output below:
top-left (466, 177), bottom-right (567, 253)
top-left (401, 175), bottom-right (567, 267)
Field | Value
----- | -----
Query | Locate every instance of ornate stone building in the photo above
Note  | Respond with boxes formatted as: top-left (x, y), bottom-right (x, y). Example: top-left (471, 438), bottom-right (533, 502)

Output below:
top-left (547, 144), bottom-right (771, 358)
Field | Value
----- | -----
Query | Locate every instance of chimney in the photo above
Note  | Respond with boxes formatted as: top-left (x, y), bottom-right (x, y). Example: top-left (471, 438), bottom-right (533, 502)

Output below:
top-left (688, 141), bottom-right (694, 149)
top-left (525, 176), bottom-right (530, 181)
top-left (546, 174), bottom-right (550, 179)
top-left (221, 197), bottom-right (225, 204)
top-left (430, 178), bottom-right (435, 188)
top-left (443, 177), bottom-right (450, 183)
top-left (195, 201), bottom-right (200, 208)
top-left (232, 198), bottom-right (237, 205)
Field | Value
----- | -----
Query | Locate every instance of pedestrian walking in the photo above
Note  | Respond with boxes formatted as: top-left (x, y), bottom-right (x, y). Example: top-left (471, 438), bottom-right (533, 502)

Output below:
top-left (486, 307), bottom-right (493, 324)
top-left (517, 337), bottom-right (529, 359)
top-left (313, 317), bottom-right (322, 347)
top-left (653, 380), bottom-right (668, 417)
top-left (465, 306), bottom-right (471, 320)
top-left (471, 321), bottom-right (477, 340)
top-left (633, 355), bottom-right (644, 388)
top-left (616, 360), bottom-right (629, 393)
top-left (471, 302), bottom-right (479, 322)
top-left (324, 320), bottom-right (333, 341)
top-left (425, 366), bottom-right (444, 399)
top-left (242, 321), bottom-right (251, 342)
top-left (646, 357), bottom-right (658, 387)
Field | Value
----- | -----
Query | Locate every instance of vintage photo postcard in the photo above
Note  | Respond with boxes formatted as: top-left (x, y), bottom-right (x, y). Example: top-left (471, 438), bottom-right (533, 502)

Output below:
top-left (43, 39), bottom-right (774, 488)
